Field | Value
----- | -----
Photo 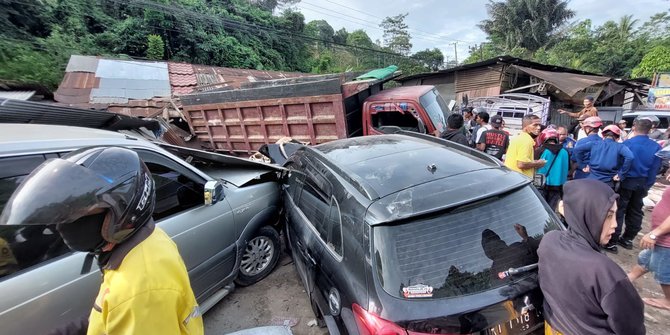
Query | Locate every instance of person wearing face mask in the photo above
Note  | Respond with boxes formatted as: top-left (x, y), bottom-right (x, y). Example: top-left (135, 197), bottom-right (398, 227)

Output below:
top-left (0, 147), bottom-right (203, 335)
top-left (538, 179), bottom-right (644, 335)
top-left (504, 114), bottom-right (546, 178)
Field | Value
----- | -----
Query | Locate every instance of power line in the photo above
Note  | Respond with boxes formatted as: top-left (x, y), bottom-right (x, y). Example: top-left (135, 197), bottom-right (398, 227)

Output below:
top-left (302, 0), bottom-right (477, 44)
top-left (5, 0), bottom-right (428, 68)
top-left (110, 0), bottom-right (425, 60)
top-left (298, 1), bottom-right (451, 45)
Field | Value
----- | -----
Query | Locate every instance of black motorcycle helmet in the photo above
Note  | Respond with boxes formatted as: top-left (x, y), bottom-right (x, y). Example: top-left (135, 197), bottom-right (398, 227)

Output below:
top-left (0, 147), bottom-right (155, 253)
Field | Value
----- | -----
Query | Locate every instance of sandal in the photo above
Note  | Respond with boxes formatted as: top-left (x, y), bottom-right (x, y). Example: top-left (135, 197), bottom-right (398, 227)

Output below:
top-left (643, 297), bottom-right (670, 311)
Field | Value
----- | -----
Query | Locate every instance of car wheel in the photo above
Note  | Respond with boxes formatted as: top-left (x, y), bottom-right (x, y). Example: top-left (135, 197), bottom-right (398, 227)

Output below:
top-left (235, 226), bottom-right (281, 286)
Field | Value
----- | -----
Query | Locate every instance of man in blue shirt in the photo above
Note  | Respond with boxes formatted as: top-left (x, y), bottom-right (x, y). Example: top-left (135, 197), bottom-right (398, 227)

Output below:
top-left (613, 118), bottom-right (662, 251)
top-left (575, 125), bottom-right (634, 190)
top-left (572, 116), bottom-right (603, 179)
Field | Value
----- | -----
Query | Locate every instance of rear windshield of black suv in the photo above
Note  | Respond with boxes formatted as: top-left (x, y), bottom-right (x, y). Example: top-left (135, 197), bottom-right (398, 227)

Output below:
top-left (373, 185), bottom-right (562, 299)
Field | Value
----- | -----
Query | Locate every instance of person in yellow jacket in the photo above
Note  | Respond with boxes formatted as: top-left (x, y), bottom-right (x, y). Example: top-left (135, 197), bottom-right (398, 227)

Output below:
top-left (0, 146), bottom-right (203, 335)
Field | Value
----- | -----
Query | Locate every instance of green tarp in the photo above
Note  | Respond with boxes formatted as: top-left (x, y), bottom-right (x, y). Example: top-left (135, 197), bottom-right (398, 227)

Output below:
top-left (355, 65), bottom-right (399, 81)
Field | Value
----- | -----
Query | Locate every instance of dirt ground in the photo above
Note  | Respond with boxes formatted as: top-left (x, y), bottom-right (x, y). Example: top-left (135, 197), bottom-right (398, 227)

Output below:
top-left (203, 252), bottom-right (327, 335)
top-left (204, 183), bottom-right (670, 335)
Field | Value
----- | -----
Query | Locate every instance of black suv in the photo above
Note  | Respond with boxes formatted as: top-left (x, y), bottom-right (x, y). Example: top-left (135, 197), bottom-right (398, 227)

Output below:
top-left (282, 133), bottom-right (563, 335)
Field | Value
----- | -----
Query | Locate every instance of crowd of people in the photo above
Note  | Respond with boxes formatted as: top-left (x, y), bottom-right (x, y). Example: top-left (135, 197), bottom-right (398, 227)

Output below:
top-left (437, 98), bottom-right (669, 334)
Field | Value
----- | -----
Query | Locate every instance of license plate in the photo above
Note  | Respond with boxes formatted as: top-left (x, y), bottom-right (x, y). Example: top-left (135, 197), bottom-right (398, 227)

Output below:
top-left (483, 310), bottom-right (543, 335)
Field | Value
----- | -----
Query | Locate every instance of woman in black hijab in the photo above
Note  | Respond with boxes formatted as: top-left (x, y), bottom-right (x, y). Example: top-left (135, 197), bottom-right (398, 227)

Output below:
top-left (538, 179), bottom-right (644, 335)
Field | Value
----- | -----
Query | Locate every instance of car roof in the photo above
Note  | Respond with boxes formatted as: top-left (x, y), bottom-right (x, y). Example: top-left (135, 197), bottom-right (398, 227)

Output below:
top-left (312, 134), bottom-right (503, 199)
top-left (363, 85), bottom-right (434, 102)
top-left (0, 124), bottom-right (153, 157)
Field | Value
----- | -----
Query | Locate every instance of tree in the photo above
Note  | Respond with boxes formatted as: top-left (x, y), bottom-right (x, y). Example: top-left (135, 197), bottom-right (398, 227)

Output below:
top-left (380, 13), bottom-right (412, 55)
top-left (616, 15), bottom-right (638, 41)
top-left (333, 28), bottom-right (348, 45)
top-left (248, 0), bottom-right (301, 13)
top-left (412, 48), bottom-right (444, 71)
top-left (346, 30), bottom-right (378, 69)
top-left (479, 0), bottom-right (575, 51)
top-left (639, 10), bottom-right (670, 39)
top-left (632, 45), bottom-right (670, 78)
top-left (146, 34), bottom-right (165, 60)
top-left (304, 20), bottom-right (334, 47)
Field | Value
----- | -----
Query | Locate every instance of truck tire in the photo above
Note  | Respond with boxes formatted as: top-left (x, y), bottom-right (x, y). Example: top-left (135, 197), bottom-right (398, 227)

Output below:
top-left (235, 226), bottom-right (281, 286)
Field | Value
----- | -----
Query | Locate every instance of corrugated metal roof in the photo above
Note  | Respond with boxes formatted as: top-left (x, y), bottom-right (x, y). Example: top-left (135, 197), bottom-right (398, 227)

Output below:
top-left (90, 96), bottom-right (129, 104)
top-left (97, 59), bottom-right (169, 80)
top-left (98, 78), bottom-right (171, 90)
top-left (65, 55), bottom-right (98, 73)
top-left (55, 55), bottom-right (312, 117)
top-left (59, 72), bottom-right (99, 89)
top-left (0, 91), bottom-right (36, 100)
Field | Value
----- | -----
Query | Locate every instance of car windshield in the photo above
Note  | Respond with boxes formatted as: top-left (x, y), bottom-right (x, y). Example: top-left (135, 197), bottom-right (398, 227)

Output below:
top-left (372, 186), bottom-right (561, 299)
top-left (419, 89), bottom-right (449, 133)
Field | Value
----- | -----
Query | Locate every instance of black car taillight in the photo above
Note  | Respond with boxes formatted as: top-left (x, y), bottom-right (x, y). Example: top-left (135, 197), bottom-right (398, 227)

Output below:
top-left (352, 303), bottom-right (470, 335)
top-left (353, 303), bottom-right (407, 335)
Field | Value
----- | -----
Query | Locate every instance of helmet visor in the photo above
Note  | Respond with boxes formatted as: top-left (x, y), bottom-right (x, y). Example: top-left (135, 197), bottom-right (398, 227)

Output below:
top-left (0, 159), bottom-right (132, 226)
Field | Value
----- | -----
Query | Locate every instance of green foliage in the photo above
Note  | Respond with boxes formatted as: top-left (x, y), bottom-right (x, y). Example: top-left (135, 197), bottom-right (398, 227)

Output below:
top-left (480, 0), bottom-right (575, 51)
top-left (305, 20), bottom-right (334, 44)
top-left (0, 39), bottom-right (68, 89)
top-left (333, 28), bottom-right (348, 45)
top-left (632, 46), bottom-right (670, 78)
top-left (412, 48), bottom-right (444, 71)
top-left (146, 34), bottom-right (165, 60)
top-left (0, 0), bottom-right (429, 88)
top-left (474, 5), bottom-right (670, 79)
top-left (380, 13), bottom-right (412, 56)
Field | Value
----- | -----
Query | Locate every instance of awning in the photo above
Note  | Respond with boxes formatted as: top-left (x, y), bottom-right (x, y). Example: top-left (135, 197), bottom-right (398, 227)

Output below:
top-left (511, 65), bottom-right (611, 97)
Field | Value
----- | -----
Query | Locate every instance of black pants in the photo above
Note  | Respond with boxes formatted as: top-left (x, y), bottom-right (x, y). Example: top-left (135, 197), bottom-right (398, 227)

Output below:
top-left (614, 178), bottom-right (648, 243)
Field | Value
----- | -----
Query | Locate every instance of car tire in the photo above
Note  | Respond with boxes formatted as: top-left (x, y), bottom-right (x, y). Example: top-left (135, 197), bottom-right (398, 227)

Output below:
top-left (235, 226), bottom-right (281, 286)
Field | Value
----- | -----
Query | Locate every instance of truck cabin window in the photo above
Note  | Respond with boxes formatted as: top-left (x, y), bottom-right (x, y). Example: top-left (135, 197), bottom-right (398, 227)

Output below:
top-left (371, 110), bottom-right (422, 133)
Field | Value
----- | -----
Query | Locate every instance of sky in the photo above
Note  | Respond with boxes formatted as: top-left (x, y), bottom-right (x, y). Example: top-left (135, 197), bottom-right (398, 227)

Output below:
top-left (293, 0), bottom-right (668, 62)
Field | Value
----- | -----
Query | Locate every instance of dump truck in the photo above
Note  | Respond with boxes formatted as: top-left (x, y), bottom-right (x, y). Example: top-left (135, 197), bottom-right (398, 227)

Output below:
top-left (179, 68), bottom-right (452, 155)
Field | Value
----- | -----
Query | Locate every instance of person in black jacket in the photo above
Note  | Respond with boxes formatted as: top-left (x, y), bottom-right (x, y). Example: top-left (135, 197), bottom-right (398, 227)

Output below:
top-left (538, 179), bottom-right (644, 335)
top-left (439, 113), bottom-right (469, 146)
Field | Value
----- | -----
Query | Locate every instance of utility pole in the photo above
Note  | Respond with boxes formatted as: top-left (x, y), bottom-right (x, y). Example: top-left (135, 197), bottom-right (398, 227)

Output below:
top-left (480, 43), bottom-right (484, 61)
top-left (452, 42), bottom-right (458, 65)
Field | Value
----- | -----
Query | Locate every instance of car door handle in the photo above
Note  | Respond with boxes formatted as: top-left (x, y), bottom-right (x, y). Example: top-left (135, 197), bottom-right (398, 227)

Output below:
top-left (304, 250), bottom-right (317, 266)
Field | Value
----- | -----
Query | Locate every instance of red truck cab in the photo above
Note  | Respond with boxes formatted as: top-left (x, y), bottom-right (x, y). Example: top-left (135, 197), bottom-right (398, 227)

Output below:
top-left (362, 85), bottom-right (450, 136)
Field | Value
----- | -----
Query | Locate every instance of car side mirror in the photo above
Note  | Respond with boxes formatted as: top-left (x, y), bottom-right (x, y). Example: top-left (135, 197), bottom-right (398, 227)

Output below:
top-left (204, 180), bottom-right (224, 205)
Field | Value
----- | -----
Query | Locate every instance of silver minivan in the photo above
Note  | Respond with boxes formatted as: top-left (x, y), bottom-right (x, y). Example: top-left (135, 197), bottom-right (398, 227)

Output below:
top-left (0, 124), bottom-right (283, 335)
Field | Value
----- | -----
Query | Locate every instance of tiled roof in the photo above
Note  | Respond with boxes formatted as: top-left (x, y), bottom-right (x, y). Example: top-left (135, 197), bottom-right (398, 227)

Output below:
top-left (172, 86), bottom-right (195, 95)
top-left (168, 62), bottom-right (195, 75)
top-left (170, 73), bottom-right (198, 87)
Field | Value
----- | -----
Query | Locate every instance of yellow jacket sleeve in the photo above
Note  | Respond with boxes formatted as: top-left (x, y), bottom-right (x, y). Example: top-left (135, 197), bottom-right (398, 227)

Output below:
top-left (89, 289), bottom-right (203, 335)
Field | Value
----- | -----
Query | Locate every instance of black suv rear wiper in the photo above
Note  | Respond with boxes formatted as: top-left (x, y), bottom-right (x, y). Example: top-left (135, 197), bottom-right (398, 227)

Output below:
top-left (498, 263), bottom-right (538, 279)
